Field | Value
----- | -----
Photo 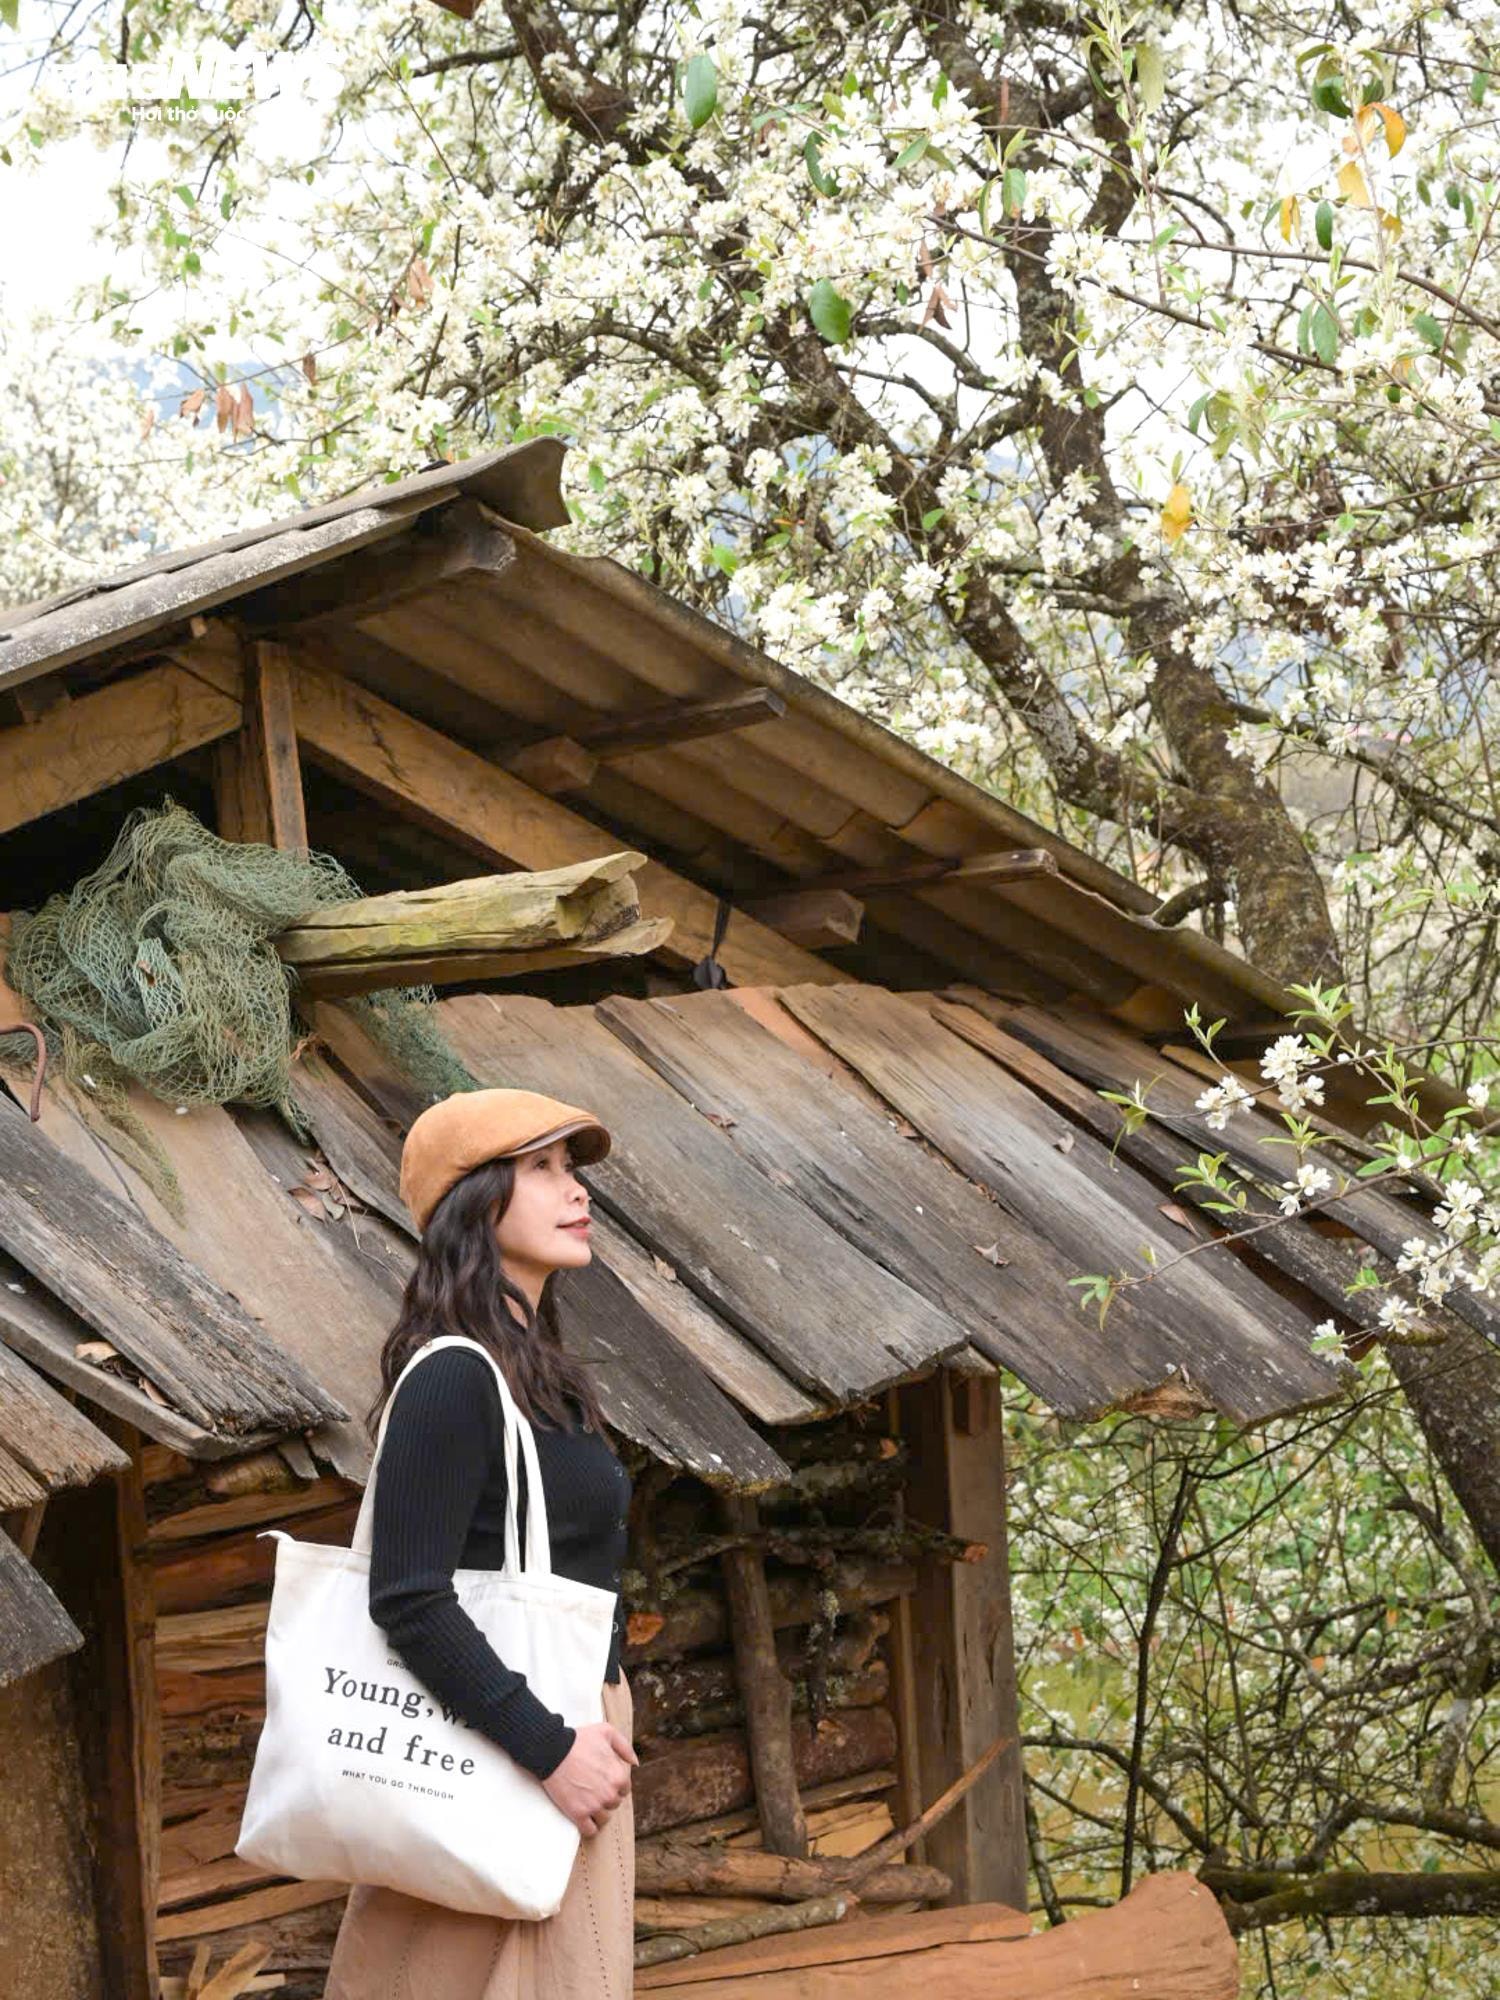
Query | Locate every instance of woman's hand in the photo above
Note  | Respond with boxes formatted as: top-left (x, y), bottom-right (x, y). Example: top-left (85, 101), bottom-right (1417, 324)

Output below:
top-left (542, 1720), bottom-right (639, 1837)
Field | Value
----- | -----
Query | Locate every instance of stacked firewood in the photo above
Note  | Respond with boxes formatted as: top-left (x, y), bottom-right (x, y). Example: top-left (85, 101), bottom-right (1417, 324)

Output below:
top-left (143, 1406), bottom-right (974, 1994)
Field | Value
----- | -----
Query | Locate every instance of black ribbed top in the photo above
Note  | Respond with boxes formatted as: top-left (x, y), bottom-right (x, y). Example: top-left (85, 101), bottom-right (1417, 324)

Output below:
top-left (366, 1345), bottom-right (632, 1780)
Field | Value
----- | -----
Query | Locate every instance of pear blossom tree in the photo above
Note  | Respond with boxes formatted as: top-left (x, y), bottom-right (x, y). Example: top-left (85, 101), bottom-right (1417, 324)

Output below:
top-left (3, 1), bottom-right (1499, 1986)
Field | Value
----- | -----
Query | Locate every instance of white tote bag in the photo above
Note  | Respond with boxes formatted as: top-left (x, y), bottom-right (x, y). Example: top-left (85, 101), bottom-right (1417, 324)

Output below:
top-left (235, 1334), bottom-right (619, 1918)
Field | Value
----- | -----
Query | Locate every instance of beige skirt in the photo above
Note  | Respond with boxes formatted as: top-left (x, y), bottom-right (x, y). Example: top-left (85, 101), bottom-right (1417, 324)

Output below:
top-left (325, 1674), bottom-right (635, 1999)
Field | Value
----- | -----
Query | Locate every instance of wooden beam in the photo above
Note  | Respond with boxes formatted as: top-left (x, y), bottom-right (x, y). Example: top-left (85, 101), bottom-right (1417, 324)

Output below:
top-left (0, 663), bottom-right (241, 837)
top-left (288, 915), bottom-right (674, 997)
top-left (742, 888), bottom-right (863, 949)
top-left (177, 641), bottom-right (842, 989)
top-left (576, 686), bottom-right (787, 757)
top-left (791, 848), bottom-right (1059, 898)
top-left (39, 1425), bottom-right (159, 1999)
top-left (717, 1492), bottom-right (809, 1857)
top-left (238, 498), bottom-right (515, 631)
top-left (502, 735), bottom-right (599, 795)
top-left (893, 1369), bottom-right (1027, 1910)
top-left (212, 639), bottom-right (306, 848)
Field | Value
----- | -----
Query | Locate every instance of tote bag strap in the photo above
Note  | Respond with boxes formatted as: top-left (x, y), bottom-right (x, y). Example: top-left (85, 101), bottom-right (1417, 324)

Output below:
top-left (350, 1335), bottom-right (552, 1577)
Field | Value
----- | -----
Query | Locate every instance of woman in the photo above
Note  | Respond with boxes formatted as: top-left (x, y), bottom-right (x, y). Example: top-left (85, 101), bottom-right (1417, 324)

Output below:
top-left (326, 1086), bottom-right (640, 2000)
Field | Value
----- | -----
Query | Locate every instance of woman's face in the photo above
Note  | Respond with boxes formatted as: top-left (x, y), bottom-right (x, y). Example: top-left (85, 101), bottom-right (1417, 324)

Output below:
top-left (493, 1137), bottom-right (593, 1301)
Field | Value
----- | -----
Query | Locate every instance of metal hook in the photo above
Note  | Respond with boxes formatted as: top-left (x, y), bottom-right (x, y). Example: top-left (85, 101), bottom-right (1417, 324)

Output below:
top-left (13, 1023), bottom-right (46, 1122)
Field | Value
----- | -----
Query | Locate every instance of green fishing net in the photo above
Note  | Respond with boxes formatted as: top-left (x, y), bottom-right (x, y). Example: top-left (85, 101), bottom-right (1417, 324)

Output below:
top-left (0, 798), bottom-right (474, 1220)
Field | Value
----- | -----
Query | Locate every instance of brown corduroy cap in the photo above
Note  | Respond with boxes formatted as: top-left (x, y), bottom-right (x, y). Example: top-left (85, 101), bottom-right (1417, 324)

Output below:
top-left (399, 1087), bottom-right (611, 1233)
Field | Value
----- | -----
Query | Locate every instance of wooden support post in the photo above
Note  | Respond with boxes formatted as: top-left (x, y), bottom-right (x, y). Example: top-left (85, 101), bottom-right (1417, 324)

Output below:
top-left (35, 1418), bottom-right (161, 2000)
top-left (893, 1368), bottom-right (1027, 1909)
top-left (213, 639), bottom-right (307, 849)
top-left (716, 1492), bottom-right (809, 1857)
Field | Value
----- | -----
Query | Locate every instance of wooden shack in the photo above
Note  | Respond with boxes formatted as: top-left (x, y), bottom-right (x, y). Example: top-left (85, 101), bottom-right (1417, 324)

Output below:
top-left (0, 441), bottom-right (1428, 1998)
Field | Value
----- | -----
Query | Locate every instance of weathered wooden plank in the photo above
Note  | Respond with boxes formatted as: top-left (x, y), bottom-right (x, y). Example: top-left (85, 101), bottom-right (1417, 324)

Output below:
top-left (634, 1898), bottom-right (1030, 1988)
top-left (0, 1649), bottom-right (111, 1997)
top-left (589, 1209), bottom-right (820, 1427)
top-left (281, 1047), bottom-right (792, 1483)
top-left (0, 1338), bottom-right (131, 1492)
top-left (777, 984), bottom-right (1341, 1422)
top-left (0, 1525), bottom-right (83, 1684)
top-left (895, 1370), bottom-right (1026, 1910)
top-left (436, 992), bottom-right (973, 1404)
top-left (594, 991), bottom-right (1147, 1416)
top-left (0, 509), bottom-right (415, 695)
top-left (930, 998), bottom-right (1381, 1362)
top-left (0, 662), bottom-right (241, 836)
top-left (212, 639), bottom-right (306, 849)
top-left (742, 889), bottom-right (863, 949)
top-left (982, 996), bottom-right (1500, 1348)
top-left (258, 645), bottom-right (842, 991)
top-left (292, 917), bottom-right (674, 998)
top-left (238, 496), bottom-right (516, 630)
top-left (0, 1091), bottom-right (346, 1438)
top-left (0, 1256), bottom-right (284, 1462)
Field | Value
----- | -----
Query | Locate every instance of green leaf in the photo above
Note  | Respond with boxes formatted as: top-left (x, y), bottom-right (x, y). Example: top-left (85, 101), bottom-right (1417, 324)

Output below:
top-left (920, 506), bottom-right (945, 530)
top-left (807, 277), bottom-right (853, 344)
top-left (1471, 69), bottom-right (1489, 107)
top-left (1315, 200), bottom-right (1334, 251)
top-left (1413, 311), bottom-right (1443, 348)
top-left (1134, 42), bottom-right (1166, 114)
top-left (1311, 59), bottom-right (1351, 119)
top-left (683, 52), bottom-right (719, 130)
top-left (805, 133), bottom-right (838, 197)
top-left (1002, 165), bottom-right (1026, 217)
top-left (894, 135), bottom-right (929, 171)
top-left (1310, 302), bottom-right (1339, 365)
top-left (0, 0), bottom-right (18, 27)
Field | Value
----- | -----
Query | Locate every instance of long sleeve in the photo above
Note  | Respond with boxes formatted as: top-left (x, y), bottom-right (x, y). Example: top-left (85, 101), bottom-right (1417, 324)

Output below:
top-left (366, 1347), bottom-right (577, 1781)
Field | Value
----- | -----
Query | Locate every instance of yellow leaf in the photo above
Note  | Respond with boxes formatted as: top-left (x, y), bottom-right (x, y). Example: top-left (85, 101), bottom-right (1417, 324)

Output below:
top-left (1378, 207), bottom-right (1403, 238)
top-left (1338, 160), bottom-right (1374, 209)
top-left (1161, 481), bottom-right (1192, 542)
top-left (1363, 101), bottom-right (1406, 155)
top-left (1279, 194), bottom-right (1300, 243)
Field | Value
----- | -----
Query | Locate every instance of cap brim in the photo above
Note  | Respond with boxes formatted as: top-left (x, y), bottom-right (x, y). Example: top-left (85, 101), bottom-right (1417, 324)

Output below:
top-left (504, 1119), bottom-right (609, 1163)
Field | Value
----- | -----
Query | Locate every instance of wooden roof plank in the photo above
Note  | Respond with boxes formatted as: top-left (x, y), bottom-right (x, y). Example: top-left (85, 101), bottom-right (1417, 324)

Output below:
top-left (0, 1087), bottom-right (346, 1438)
top-left (776, 984), bottom-right (1344, 1423)
top-left (0, 508), bottom-right (415, 696)
top-left (593, 990), bottom-right (1164, 1417)
top-left (284, 1043), bottom-right (796, 1479)
top-left (0, 1251), bottom-right (286, 1460)
top-left (988, 996), bottom-right (1500, 1357)
top-left (0, 1336), bottom-right (131, 1495)
top-left (0, 1531), bottom-right (84, 1688)
top-left (0, 441), bottom-right (566, 639)
top-left (434, 990), bottom-right (976, 1404)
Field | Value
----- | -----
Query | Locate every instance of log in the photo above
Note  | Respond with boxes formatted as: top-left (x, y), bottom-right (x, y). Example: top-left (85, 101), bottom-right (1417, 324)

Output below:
top-left (155, 1880), bottom-right (347, 1944)
top-left (636, 1894), bottom-right (856, 1971)
top-left (717, 1493), bottom-right (807, 1857)
top-left (635, 1846), bottom-right (949, 1906)
top-left (274, 852), bottom-right (664, 995)
top-left (626, 1563), bottom-right (914, 1663)
top-left (630, 1614), bottom-right (888, 1736)
top-left (636, 1708), bottom-right (897, 1837)
top-left (639, 1770), bottom-right (898, 1850)
top-left (634, 1662), bottom-right (887, 1740)
top-left (632, 1871), bottom-right (1239, 1998)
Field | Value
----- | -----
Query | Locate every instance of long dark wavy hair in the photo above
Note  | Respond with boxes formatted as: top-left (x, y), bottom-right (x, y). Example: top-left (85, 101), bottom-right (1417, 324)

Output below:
top-left (364, 1150), bottom-right (609, 1444)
